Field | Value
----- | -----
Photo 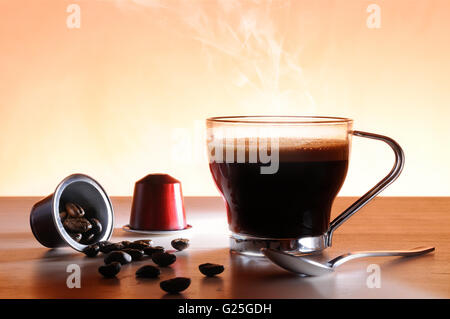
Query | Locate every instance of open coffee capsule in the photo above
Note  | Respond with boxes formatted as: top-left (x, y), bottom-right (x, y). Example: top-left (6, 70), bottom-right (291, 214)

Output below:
top-left (129, 174), bottom-right (187, 231)
top-left (30, 174), bottom-right (114, 251)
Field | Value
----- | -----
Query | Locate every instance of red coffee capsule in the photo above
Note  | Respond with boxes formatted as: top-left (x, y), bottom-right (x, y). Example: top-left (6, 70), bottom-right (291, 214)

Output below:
top-left (129, 174), bottom-right (187, 231)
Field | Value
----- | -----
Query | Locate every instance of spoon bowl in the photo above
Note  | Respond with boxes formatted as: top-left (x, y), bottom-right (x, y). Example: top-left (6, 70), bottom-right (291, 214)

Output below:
top-left (262, 246), bottom-right (435, 276)
top-left (262, 249), bottom-right (334, 276)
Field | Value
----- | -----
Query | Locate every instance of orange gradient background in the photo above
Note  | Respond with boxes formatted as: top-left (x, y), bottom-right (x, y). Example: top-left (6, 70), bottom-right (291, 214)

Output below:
top-left (0, 0), bottom-right (449, 196)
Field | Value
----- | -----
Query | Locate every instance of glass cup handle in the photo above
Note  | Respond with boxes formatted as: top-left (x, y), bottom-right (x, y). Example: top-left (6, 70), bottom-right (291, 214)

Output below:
top-left (326, 130), bottom-right (405, 247)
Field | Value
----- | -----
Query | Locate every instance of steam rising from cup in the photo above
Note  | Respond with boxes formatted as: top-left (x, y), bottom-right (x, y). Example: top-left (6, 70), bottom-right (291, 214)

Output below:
top-left (117, 0), bottom-right (317, 113)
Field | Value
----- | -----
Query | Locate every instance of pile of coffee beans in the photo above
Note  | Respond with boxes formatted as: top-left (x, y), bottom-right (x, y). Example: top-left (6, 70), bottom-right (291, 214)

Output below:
top-left (60, 202), bottom-right (102, 245)
top-left (85, 239), bottom-right (150, 258)
top-left (80, 237), bottom-right (223, 294)
top-left (93, 239), bottom-right (154, 278)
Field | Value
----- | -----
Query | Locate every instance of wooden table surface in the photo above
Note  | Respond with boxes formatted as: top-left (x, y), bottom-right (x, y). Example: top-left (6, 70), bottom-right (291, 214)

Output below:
top-left (0, 196), bottom-right (448, 299)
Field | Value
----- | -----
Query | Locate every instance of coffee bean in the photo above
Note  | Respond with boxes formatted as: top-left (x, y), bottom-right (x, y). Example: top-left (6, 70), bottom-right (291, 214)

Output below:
top-left (76, 204), bottom-right (86, 216)
top-left (115, 242), bottom-right (127, 250)
top-left (89, 218), bottom-right (102, 234)
top-left (122, 248), bottom-right (144, 261)
top-left (152, 252), bottom-right (176, 267)
top-left (80, 219), bottom-right (102, 244)
top-left (63, 217), bottom-right (92, 233)
top-left (160, 277), bottom-right (191, 294)
top-left (128, 242), bottom-right (150, 250)
top-left (65, 202), bottom-right (85, 218)
top-left (134, 239), bottom-right (153, 245)
top-left (81, 232), bottom-right (95, 244)
top-left (136, 265), bottom-right (160, 278)
top-left (83, 244), bottom-right (100, 257)
top-left (98, 262), bottom-right (121, 278)
top-left (59, 211), bottom-right (67, 222)
top-left (100, 242), bottom-right (123, 254)
top-left (119, 241), bottom-right (132, 248)
top-left (69, 232), bottom-right (82, 242)
top-left (199, 263), bottom-right (224, 277)
top-left (98, 241), bottom-right (112, 249)
top-left (104, 251), bottom-right (132, 265)
top-left (143, 246), bottom-right (165, 257)
top-left (171, 238), bottom-right (190, 251)
top-left (99, 243), bottom-right (115, 253)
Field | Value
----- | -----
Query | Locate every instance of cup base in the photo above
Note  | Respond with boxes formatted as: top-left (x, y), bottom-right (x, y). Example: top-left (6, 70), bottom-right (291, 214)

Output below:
top-left (230, 232), bottom-right (329, 257)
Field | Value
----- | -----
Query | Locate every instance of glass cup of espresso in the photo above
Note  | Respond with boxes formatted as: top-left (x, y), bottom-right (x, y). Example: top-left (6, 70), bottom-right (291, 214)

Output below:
top-left (206, 116), bottom-right (404, 256)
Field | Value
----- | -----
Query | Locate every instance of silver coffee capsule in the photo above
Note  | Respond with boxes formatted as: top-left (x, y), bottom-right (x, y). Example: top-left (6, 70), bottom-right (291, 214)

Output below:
top-left (30, 174), bottom-right (114, 251)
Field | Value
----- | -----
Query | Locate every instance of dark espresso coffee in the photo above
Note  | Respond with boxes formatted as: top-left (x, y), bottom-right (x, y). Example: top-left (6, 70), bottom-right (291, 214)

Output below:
top-left (209, 141), bottom-right (349, 238)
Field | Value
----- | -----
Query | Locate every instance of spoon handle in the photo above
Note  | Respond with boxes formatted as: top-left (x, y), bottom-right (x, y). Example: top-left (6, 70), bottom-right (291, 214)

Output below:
top-left (329, 246), bottom-right (435, 268)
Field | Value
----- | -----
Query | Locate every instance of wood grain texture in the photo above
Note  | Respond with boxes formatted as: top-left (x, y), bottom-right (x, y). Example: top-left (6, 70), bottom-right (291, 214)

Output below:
top-left (0, 197), bottom-right (448, 299)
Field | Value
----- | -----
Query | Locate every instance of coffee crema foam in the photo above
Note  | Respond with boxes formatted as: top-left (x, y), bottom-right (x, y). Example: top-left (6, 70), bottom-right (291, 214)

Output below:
top-left (208, 138), bottom-right (349, 163)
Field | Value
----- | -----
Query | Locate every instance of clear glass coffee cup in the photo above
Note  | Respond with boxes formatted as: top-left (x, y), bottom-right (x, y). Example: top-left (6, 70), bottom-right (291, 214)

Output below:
top-left (206, 116), bottom-right (404, 256)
